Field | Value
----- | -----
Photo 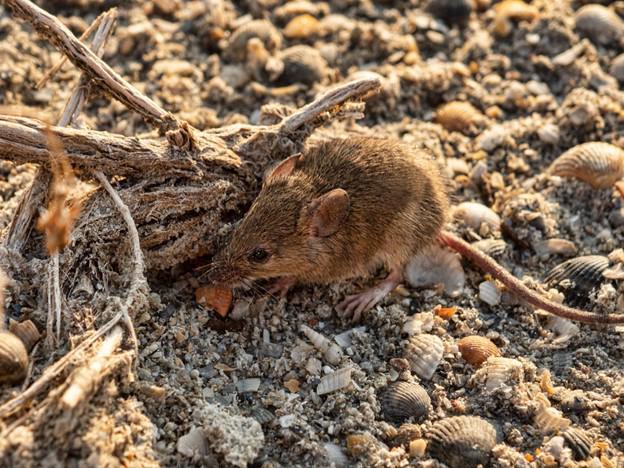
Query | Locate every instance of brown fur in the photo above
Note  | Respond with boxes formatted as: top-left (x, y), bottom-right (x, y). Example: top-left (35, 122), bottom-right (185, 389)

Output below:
top-left (210, 137), bottom-right (450, 286)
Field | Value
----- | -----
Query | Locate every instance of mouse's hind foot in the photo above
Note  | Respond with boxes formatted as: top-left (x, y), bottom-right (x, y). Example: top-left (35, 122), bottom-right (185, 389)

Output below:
top-left (336, 269), bottom-right (402, 322)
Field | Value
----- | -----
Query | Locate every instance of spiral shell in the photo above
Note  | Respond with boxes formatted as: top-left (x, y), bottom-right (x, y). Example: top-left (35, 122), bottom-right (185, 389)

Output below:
top-left (300, 324), bottom-right (343, 365)
top-left (549, 142), bottom-right (624, 189)
top-left (404, 334), bottom-right (444, 380)
top-left (381, 382), bottom-right (431, 423)
top-left (453, 202), bottom-right (501, 231)
top-left (276, 45), bottom-right (327, 86)
top-left (226, 20), bottom-right (282, 62)
top-left (8, 320), bottom-right (40, 352)
top-left (545, 255), bottom-right (610, 307)
top-left (610, 53), bottom-right (624, 83)
top-left (477, 357), bottom-right (524, 392)
top-left (575, 4), bottom-right (624, 45)
top-left (427, 0), bottom-right (473, 23)
top-left (435, 101), bottom-right (484, 133)
top-left (317, 367), bottom-right (353, 395)
top-left (561, 427), bottom-right (592, 461)
top-left (0, 330), bottom-right (29, 385)
top-left (428, 416), bottom-right (498, 468)
top-left (405, 246), bottom-right (465, 297)
top-left (458, 336), bottom-right (501, 368)
top-left (471, 239), bottom-right (507, 257)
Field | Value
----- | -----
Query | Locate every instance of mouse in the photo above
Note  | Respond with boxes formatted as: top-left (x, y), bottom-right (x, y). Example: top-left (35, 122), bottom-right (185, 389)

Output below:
top-left (207, 136), bottom-right (624, 325)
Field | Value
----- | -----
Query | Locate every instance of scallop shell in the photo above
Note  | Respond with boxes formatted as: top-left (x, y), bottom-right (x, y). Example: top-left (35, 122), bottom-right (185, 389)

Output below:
top-left (427, 0), bottom-right (473, 23)
top-left (561, 427), bottom-right (592, 461)
top-left (479, 280), bottom-right (501, 306)
top-left (545, 255), bottom-right (610, 307)
top-left (471, 239), bottom-right (507, 257)
top-left (428, 416), bottom-right (498, 468)
top-left (317, 367), bottom-right (353, 395)
top-left (478, 357), bottom-right (524, 392)
top-left (404, 334), bottom-right (444, 380)
top-left (575, 4), bottom-right (624, 45)
top-left (458, 336), bottom-right (501, 368)
top-left (405, 246), bottom-right (465, 297)
top-left (226, 20), bottom-right (282, 62)
top-left (549, 142), bottom-right (624, 189)
top-left (276, 45), bottom-right (327, 86)
top-left (0, 330), bottom-right (29, 385)
top-left (453, 202), bottom-right (501, 231)
top-left (283, 14), bottom-right (322, 39)
top-left (8, 320), bottom-right (40, 352)
top-left (534, 394), bottom-right (571, 434)
top-left (435, 101), bottom-right (484, 133)
top-left (381, 382), bottom-right (431, 423)
top-left (300, 324), bottom-right (343, 365)
top-left (610, 53), bottom-right (624, 83)
top-left (195, 285), bottom-right (233, 317)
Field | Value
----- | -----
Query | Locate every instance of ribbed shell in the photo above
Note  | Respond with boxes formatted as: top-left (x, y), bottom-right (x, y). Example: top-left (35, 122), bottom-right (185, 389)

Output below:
top-left (381, 382), bottom-right (431, 423)
top-left (317, 367), bottom-right (353, 395)
top-left (0, 330), bottom-right (29, 384)
top-left (549, 142), bottom-right (624, 189)
top-left (479, 357), bottom-right (524, 392)
top-left (561, 427), bottom-right (592, 461)
top-left (226, 20), bottom-right (282, 62)
top-left (479, 280), bottom-right (501, 306)
top-left (534, 397), bottom-right (571, 434)
top-left (428, 416), bottom-right (497, 468)
top-left (300, 324), bottom-right (343, 365)
top-left (277, 45), bottom-right (327, 86)
top-left (405, 246), bottom-right (465, 297)
top-left (458, 336), bottom-right (501, 368)
top-left (404, 334), bottom-right (444, 380)
top-left (545, 255), bottom-right (610, 307)
top-left (453, 202), bottom-right (501, 231)
top-left (251, 406), bottom-right (275, 425)
top-left (471, 239), bottom-right (507, 257)
top-left (435, 101), bottom-right (484, 133)
top-left (9, 320), bottom-right (40, 352)
top-left (427, 0), bottom-right (473, 23)
top-left (575, 4), bottom-right (624, 45)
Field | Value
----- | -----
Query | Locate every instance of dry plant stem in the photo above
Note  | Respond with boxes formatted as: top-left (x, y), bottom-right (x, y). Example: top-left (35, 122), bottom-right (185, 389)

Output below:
top-left (53, 254), bottom-right (61, 341)
top-left (0, 270), bottom-right (7, 329)
top-left (60, 325), bottom-right (123, 409)
top-left (20, 342), bottom-right (39, 392)
top-left (6, 0), bottom-right (179, 132)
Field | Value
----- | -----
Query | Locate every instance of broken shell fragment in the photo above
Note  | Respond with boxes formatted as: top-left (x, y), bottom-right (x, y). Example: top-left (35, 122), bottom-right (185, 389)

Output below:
top-left (300, 324), bottom-right (343, 365)
top-left (549, 142), bottom-right (624, 189)
top-left (236, 378), bottom-right (261, 393)
top-left (435, 101), bottom-right (485, 133)
top-left (545, 255), bottom-right (610, 308)
top-left (471, 239), bottom-right (507, 257)
top-left (177, 427), bottom-right (208, 458)
top-left (428, 416), bottom-right (498, 468)
top-left (534, 394), bottom-right (571, 433)
top-left (477, 357), bottom-right (524, 392)
top-left (405, 246), bottom-right (465, 297)
top-left (479, 280), bottom-right (501, 306)
top-left (458, 336), bottom-right (501, 368)
top-left (195, 285), bottom-right (233, 317)
top-left (532, 239), bottom-right (577, 257)
top-left (317, 367), bottom-right (353, 395)
top-left (575, 4), bottom-right (624, 45)
top-left (453, 202), bottom-right (501, 231)
top-left (561, 427), bottom-right (593, 461)
top-left (381, 381), bottom-right (431, 423)
top-left (226, 20), bottom-right (282, 62)
top-left (8, 319), bottom-right (40, 352)
top-left (404, 334), bottom-right (444, 380)
top-left (0, 330), bottom-right (29, 385)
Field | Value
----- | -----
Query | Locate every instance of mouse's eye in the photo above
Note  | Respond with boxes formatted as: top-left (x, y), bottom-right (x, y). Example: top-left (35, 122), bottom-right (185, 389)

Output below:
top-left (248, 247), bottom-right (270, 263)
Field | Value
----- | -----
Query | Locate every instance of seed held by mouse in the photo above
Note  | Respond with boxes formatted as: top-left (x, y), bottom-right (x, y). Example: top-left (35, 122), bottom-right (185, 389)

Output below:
top-left (208, 137), bottom-right (624, 325)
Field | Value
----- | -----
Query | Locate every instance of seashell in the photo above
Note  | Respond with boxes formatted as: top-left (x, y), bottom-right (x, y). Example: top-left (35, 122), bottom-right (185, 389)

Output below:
top-left (333, 326), bottom-right (366, 348)
top-left (478, 125), bottom-right (510, 151)
top-left (538, 123), bottom-right (560, 145)
top-left (545, 255), bottom-right (610, 308)
top-left (471, 239), bottom-right (507, 257)
top-left (381, 382), bottom-right (431, 423)
top-left (479, 280), bottom-right (501, 306)
top-left (427, 0), bottom-right (473, 23)
top-left (533, 239), bottom-right (577, 257)
top-left (575, 4), bottom-right (624, 45)
top-left (195, 285), bottom-right (233, 317)
top-left (226, 20), bottom-right (282, 62)
top-left (0, 330), bottom-right (29, 385)
top-left (435, 101), bottom-right (484, 133)
top-left (561, 427), bottom-right (592, 461)
top-left (323, 442), bottom-right (348, 467)
top-left (283, 14), bottom-right (322, 39)
top-left (458, 336), bottom-right (501, 368)
top-left (547, 316), bottom-right (579, 342)
top-left (276, 45), bottom-right (327, 86)
top-left (346, 432), bottom-right (382, 456)
top-left (236, 378), bottom-right (261, 393)
top-left (409, 438), bottom-right (428, 458)
top-left (478, 357), bottom-right (524, 392)
top-left (177, 427), bottom-right (208, 458)
top-left (8, 320), bottom-right (40, 352)
top-left (405, 246), bottom-right (465, 297)
top-left (549, 142), bottom-right (624, 189)
top-left (494, 0), bottom-right (539, 38)
top-left (610, 53), bottom-right (624, 83)
top-left (428, 416), bottom-right (498, 468)
top-left (300, 324), bottom-right (343, 365)
top-left (534, 394), bottom-right (571, 434)
top-left (402, 312), bottom-right (434, 336)
top-left (453, 202), bottom-right (501, 231)
top-left (274, 1), bottom-right (327, 22)
top-left (404, 334), bottom-right (444, 380)
top-left (251, 406), bottom-right (275, 425)
top-left (317, 367), bottom-right (353, 395)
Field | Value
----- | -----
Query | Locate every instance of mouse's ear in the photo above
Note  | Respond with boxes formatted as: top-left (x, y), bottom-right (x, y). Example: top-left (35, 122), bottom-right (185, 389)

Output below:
top-left (305, 188), bottom-right (350, 238)
top-left (265, 153), bottom-right (301, 184)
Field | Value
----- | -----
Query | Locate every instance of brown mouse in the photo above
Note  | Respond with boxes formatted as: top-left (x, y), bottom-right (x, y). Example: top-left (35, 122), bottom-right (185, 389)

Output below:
top-left (208, 136), bottom-right (624, 325)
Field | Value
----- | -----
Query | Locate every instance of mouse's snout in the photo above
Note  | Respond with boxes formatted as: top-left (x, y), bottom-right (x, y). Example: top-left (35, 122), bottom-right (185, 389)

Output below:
top-left (201, 254), bottom-right (243, 286)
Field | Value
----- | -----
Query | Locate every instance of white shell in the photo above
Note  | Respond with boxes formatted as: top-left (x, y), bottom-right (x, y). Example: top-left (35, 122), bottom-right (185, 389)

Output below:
top-left (405, 246), bottom-right (465, 297)
top-left (537, 123), bottom-right (560, 145)
top-left (534, 394), bottom-right (571, 434)
top-left (532, 239), bottom-right (577, 257)
top-left (333, 326), bottom-right (366, 348)
top-left (453, 202), bottom-right (501, 231)
top-left (236, 378), bottom-right (261, 393)
top-left (300, 324), bottom-right (343, 365)
top-left (404, 334), bottom-right (444, 380)
top-left (479, 280), bottom-right (501, 306)
top-left (317, 367), bottom-right (353, 395)
top-left (402, 312), bottom-right (435, 336)
top-left (476, 357), bottom-right (524, 392)
top-left (547, 316), bottom-right (580, 343)
top-left (324, 442), bottom-right (348, 467)
top-left (177, 427), bottom-right (208, 458)
top-left (478, 125), bottom-right (509, 151)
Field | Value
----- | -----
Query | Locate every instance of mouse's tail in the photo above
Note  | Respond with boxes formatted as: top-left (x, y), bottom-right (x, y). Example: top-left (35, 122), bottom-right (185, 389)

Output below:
top-left (437, 229), bottom-right (624, 324)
